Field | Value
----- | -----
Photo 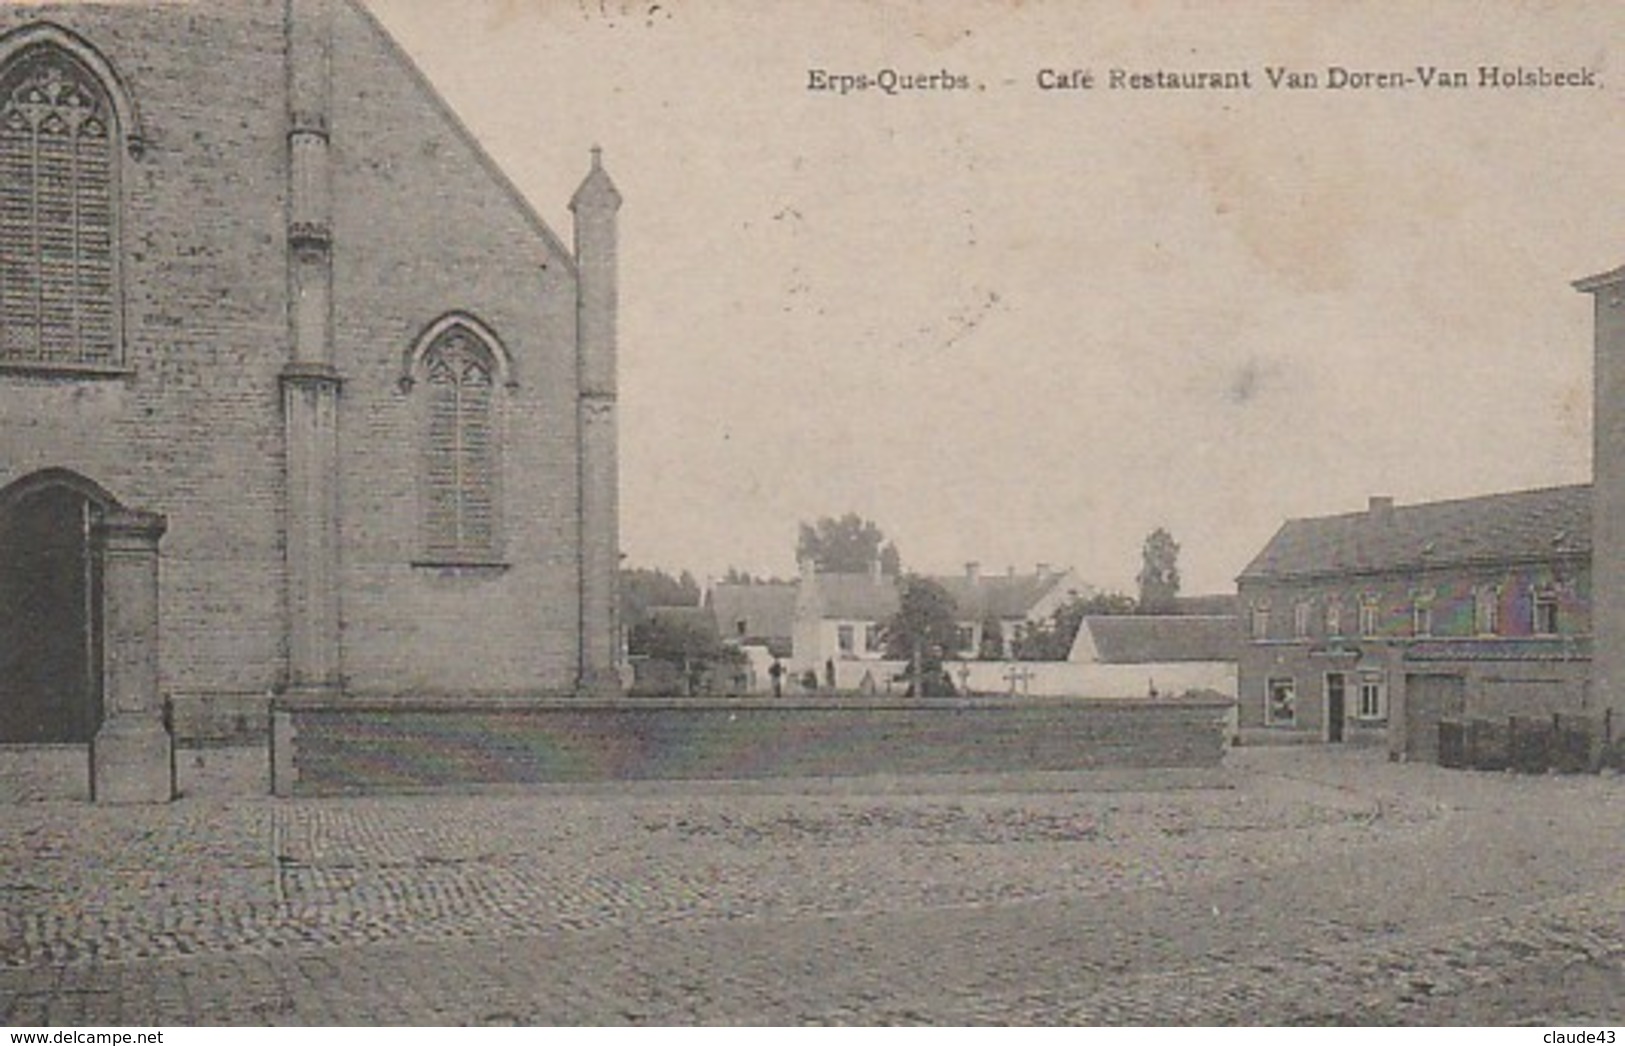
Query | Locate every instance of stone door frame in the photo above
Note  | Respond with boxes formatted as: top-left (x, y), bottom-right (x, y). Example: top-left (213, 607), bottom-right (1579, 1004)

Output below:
top-left (0, 468), bottom-right (173, 802)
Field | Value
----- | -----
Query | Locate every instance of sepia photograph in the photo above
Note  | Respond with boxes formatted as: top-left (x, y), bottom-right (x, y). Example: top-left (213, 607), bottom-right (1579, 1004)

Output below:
top-left (1, 0), bottom-right (1623, 1028)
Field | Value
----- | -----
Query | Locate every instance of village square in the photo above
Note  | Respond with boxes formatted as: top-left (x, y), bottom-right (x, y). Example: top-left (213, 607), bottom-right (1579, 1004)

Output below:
top-left (1, 0), bottom-right (1624, 1028)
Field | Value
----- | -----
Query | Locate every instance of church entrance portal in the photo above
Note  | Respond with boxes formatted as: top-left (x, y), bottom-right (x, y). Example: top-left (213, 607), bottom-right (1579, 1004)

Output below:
top-left (0, 479), bottom-right (103, 744)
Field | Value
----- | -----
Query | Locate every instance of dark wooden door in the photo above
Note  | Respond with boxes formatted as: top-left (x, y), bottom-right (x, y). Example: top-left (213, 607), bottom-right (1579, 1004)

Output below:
top-left (1404, 673), bottom-right (1467, 763)
top-left (0, 487), bottom-right (99, 743)
top-left (1325, 673), bottom-right (1346, 743)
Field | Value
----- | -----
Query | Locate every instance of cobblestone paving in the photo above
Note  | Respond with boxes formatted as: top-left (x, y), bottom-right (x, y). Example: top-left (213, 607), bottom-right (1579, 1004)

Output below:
top-left (2, 748), bottom-right (1623, 1024)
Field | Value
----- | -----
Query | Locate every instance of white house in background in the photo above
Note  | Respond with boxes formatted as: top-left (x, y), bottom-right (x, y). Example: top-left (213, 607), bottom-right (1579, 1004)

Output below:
top-left (790, 560), bottom-right (1092, 689)
top-left (1066, 614), bottom-right (1239, 696)
top-left (935, 562), bottom-right (1094, 658)
top-left (790, 560), bottom-right (903, 689)
top-left (947, 612), bottom-right (1240, 711)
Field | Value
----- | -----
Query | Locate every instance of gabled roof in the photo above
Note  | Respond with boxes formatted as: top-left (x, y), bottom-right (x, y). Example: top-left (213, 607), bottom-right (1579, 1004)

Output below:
top-left (708, 582), bottom-right (797, 644)
top-left (813, 573), bottom-right (901, 621)
top-left (1239, 484), bottom-right (1591, 582)
top-left (808, 569), bottom-right (1081, 622)
top-left (1071, 615), bottom-right (1240, 664)
top-left (1171, 593), bottom-right (1240, 617)
top-left (931, 572), bottom-right (1071, 620)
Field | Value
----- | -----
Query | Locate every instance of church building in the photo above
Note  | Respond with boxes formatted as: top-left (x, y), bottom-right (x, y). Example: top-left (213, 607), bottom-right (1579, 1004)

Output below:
top-left (0, 0), bottom-right (622, 801)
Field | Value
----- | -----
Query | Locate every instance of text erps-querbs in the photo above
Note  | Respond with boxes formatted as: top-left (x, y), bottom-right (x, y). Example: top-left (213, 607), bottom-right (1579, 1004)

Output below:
top-left (806, 68), bottom-right (973, 95)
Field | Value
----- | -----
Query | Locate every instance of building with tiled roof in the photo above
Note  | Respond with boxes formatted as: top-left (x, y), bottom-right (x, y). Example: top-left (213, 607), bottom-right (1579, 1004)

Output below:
top-left (707, 582), bottom-right (797, 658)
top-left (704, 581), bottom-right (798, 693)
top-left (1069, 615), bottom-right (1240, 665)
top-left (1236, 486), bottom-right (1593, 757)
top-left (788, 559), bottom-right (1091, 689)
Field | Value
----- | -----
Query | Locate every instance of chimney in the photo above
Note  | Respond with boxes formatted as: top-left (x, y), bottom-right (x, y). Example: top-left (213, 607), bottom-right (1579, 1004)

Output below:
top-left (869, 557), bottom-right (882, 584)
top-left (1368, 496), bottom-right (1395, 522)
top-left (1035, 562), bottom-right (1051, 581)
top-left (965, 561), bottom-right (981, 584)
top-left (798, 554), bottom-right (816, 582)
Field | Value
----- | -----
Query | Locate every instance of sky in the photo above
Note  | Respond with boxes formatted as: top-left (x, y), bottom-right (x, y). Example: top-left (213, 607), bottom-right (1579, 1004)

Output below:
top-left (369, 0), bottom-right (1625, 595)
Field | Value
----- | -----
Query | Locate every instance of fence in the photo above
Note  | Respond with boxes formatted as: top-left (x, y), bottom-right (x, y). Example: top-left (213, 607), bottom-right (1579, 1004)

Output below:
top-left (1439, 709), bottom-right (1615, 773)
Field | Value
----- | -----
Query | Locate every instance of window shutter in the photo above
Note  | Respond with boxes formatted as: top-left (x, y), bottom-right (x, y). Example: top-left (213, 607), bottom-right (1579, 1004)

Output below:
top-left (0, 51), bottom-right (118, 368)
top-left (420, 331), bottom-right (499, 561)
top-left (0, 109), bottom-right (33, 361)
top-left (75, 113), bottom-right (114, 361)
top-left (424, 356), bottom-right (461, 556)
top-left (458, 356), bottom-right (495, 553)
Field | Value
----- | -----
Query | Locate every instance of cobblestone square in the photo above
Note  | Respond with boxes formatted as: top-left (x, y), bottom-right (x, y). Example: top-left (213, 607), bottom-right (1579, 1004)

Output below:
top-left (2, 747), bottom-right (1623, 1024)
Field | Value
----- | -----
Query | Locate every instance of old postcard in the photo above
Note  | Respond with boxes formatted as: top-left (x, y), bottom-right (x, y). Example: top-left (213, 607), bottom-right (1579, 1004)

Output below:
top-left (0, 0), bottom-right (1622, 1028)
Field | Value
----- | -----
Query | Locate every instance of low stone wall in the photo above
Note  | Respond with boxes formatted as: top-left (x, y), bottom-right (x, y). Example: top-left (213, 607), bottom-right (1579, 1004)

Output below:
top-left (0, 742), bottom-right (268, 802)
top-left (270, 694), bottom-right (1235, 797)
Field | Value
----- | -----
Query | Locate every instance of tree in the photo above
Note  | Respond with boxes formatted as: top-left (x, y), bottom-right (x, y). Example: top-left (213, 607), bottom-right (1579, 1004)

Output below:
top-left (1137, 528), bottom-right (1181, 614)
top-left (797, 513), bottom-right (901, 575)
top-left (620, 567), bottom-right (701, 626)
top-left (628, 610), bottom-right (745, 696)
top-left (1012, 591), bottom-right (1138, 661)
top-left (976, 614), bottom-right (1006, 660)
top-left (720, 566), bottom-right (790, 586)
top-left (882, 575), bottom-right (959, 695)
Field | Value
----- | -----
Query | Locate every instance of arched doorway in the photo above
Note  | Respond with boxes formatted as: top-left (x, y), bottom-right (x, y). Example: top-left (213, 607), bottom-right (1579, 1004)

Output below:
top-left (0, 471), bottom-right (111, 744)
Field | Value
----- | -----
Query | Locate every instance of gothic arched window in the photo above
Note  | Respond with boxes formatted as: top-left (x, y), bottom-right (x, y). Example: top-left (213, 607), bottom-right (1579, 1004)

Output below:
top-left (0, 43), bottom-right (121, 368)
top-left (417, 322), bottom-right (505, 563)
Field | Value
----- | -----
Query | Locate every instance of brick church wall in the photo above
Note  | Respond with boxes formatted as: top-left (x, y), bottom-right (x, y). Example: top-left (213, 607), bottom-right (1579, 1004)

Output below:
top-left (327, 2), bottom-right (584, 694)
top-left (0, 0), bottom-right (595, 715)
top-left (0, 2), bottom-right (290, 704)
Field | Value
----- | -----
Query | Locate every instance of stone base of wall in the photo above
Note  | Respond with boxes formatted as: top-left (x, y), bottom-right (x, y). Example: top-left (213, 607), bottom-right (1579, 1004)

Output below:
top-left (168, 692), bottom-right (272, 746)
top-left (270, 694), bottom-right (1236, 797)
top-left (0, 742), bottom-right (268, 802)
top-left (1237, 724), bottom-right (1388, 748)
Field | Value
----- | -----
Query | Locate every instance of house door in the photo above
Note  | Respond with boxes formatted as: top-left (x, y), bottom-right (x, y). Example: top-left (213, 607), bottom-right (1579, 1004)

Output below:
top-left (1404, 673), bottom-right (1467, 763)
top-left (0, 484), bottom-right (103, 743)
top-left (1325, 672), bottom-right (1346, 743)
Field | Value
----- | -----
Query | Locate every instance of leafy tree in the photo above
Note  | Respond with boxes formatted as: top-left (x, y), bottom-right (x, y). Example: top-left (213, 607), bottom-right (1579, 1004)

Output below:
top-left (1137, 528), bottom-right (1181, 614)
top-left (720, 566), bottom-right (790, 586)
top-left (620, 567), bottom-right (701, 626)
top-left (882, 575), bottom-right (959, 695)
top-left (628, 611), bottom-right (744, 695)
top-left (797, 513), bottom-right (901, 575)
top-left (976, 614), bottom-right (1006, 660)
top-left (1012, 590), bottom-right (1138, 661)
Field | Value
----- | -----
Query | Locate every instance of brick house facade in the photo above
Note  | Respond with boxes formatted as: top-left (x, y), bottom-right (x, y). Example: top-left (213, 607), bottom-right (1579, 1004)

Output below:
top-left (1237, 488), bottom-right (1592, 759)
top-left (0, 1), bottom-right (621, 797)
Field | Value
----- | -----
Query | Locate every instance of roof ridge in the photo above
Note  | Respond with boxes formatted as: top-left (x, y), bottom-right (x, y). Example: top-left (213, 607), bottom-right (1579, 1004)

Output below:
top-left (1279, 481), bottom-right (1592, 526)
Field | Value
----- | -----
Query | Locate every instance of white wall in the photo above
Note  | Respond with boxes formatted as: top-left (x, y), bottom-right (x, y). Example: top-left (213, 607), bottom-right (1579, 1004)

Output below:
top-left (946, 659), bottom-right (1238, 700)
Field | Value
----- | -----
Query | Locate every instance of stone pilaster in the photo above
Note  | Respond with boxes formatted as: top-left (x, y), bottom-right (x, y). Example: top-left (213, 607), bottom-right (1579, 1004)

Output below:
top-left (281, 363), bottom-right (342, 693)
top-left (570, 148), bottom-right (623, 694)
top-left (282, 0), bottom-right (341, 694)
top-left (91, 509), bottom-right (173, 804)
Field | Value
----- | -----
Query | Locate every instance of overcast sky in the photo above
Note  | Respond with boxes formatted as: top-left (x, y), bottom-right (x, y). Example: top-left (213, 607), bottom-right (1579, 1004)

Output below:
top-left (370, 0), bottom-right (1624, 595)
